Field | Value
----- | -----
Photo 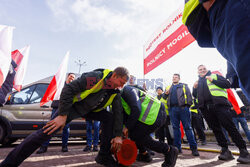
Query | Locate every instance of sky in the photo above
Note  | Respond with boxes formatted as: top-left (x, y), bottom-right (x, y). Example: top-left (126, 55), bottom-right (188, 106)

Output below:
top-left (0, 0), bottom-right (227, 92)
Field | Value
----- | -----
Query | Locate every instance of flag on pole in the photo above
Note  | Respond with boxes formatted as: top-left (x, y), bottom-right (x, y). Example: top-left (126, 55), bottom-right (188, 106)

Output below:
top-left (40, 51), bottom-right (70, 106)
top-left (0, 25), bottom-right (14, 87)
top-left (12, 45), bottom-right (30, 91)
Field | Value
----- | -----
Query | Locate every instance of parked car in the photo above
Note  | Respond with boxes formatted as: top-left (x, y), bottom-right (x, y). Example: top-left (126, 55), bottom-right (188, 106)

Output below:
top-left (0, 76), bottom-right (86, 146)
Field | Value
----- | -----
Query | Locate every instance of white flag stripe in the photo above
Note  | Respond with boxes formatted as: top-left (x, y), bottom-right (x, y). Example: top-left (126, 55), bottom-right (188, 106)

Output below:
top-left (53, 51), bottom-right (70, 100)
top-left (14, 45), bottom-right (30, 87)
top-left (0, 25), bottom-right (14, 86)
top-left (231, 89), bottom-right (244, 108)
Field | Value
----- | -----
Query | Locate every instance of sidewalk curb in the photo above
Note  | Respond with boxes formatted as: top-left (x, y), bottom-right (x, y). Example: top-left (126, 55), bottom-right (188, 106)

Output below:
top-left (182, 146), bottom-right (240, 156)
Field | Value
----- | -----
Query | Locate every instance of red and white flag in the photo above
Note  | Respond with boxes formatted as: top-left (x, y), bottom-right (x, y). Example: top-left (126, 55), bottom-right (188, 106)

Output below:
top-left (40, 51), bottom-right (70, 106)
top-left (0, 25), bottom-right (14, 87)
top-left (143, 5), bottom-right (195, 75)
top-left (12, 45), bottom-right (30, 91)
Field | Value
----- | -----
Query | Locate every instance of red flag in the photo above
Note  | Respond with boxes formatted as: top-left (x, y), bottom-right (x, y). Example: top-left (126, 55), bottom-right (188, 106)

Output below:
top-left (12, 45), bottom-right (30, 91)
top-left (180, 121), bottom-right (185, 139)
top-left (0, 25), bottom-right (14, 87)
top-left (40, 51), bottom-right (69, 106)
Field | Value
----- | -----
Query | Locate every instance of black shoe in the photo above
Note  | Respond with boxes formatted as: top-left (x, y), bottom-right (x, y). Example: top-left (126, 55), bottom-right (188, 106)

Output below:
top-left (136, 152), bottom-right (152, 162)
top-left (83, 145), bottom-right (91, 152)
top-left (218, 147), bottom-right (234, 160)
top-left (62, 145), bottom-right (68, 152)
top-left (237, 149), bottom-right (250, 164)
top-left (36, 146), bottom-right (47, 154)
top-left (191, 148), bottom-right (200, 156)
top-left (201, 140), bottom-right (207, 146)
top-left (92, 145), bottom-right (99, 152)
top-left (162, 146), bottom-right (178, 167)
top-left (95, 152), bottom-right (118, 167)
top-left (178, 148), bottom-right (182, 154)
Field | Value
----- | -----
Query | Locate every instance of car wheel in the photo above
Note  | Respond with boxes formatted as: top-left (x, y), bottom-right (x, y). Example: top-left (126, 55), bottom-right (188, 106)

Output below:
top-left (0, 123), bottom-right (6, 144)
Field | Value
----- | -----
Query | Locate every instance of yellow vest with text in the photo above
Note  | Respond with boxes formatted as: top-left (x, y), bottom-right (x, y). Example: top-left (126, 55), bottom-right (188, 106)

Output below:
top-left (121, 90), bottom-right (161, 125)
top-left (72, 69), bottom-right (117, 112)
top-left (207, 74), bottom-right (228, 99)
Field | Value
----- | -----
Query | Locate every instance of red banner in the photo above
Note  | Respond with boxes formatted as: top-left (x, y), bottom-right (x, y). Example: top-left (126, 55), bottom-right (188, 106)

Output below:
top-left (143, 5), bottom-right (195, 75)
top-left (144, 25), bottom-right (194, 74)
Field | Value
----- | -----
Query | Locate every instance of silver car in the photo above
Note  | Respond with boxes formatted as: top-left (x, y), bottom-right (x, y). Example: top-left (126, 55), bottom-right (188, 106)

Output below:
top-left (0, 76), bottom-right (86, 146)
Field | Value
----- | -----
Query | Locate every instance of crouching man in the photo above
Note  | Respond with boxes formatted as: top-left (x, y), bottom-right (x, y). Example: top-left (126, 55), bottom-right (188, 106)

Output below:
top-left (121, 85), bottom-right (178, 167)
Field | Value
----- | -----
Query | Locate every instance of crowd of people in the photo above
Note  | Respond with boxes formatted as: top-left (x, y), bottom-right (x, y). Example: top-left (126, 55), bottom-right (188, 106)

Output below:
top-left (0, 65), bottom-right (249, 167)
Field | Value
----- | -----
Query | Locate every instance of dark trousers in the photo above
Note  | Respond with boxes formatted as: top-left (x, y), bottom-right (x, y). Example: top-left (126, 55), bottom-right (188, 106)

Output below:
top-left (129, 107), bottom-right (170, 154)
top-left (156, 116), bottom-right (173, 145)
top-left (191, 112), bottom-right (206, 142)
top-left (200, 104), bottom-right (246, 149)
top-left (0, 109), bottom-right (114, 167)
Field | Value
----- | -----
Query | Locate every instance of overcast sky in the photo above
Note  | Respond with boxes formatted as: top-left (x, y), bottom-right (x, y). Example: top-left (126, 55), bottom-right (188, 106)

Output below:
top-left (0, 0), bottom-right (227, 91)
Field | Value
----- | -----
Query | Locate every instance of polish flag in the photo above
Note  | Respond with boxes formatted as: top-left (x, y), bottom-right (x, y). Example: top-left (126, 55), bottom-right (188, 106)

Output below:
top-left (12, 45), bottom-right (30, 91)
top-left (40, 51), bottom-right (69, 106)
top-left (0, 25), bottom-right (14, 87)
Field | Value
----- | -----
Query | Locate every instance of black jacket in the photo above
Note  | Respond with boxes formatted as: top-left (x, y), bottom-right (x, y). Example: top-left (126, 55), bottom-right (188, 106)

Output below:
top-left (59, 69), bottom-right (123, 136)
top-left (121, 85), bottom-right (141, 132)
top-left (193, 71), bottom-right (231, 108)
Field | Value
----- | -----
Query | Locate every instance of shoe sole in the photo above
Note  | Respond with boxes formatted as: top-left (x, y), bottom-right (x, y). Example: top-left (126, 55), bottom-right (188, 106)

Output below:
top-left (218, 156), bottom-right (234, 161)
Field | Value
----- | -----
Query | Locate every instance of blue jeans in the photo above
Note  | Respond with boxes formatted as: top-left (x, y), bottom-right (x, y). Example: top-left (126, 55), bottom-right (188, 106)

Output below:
top-left (233, 117), bottom-right (250, 142)
top-left (208, 0), bottom-right (250, 101)
top-left (42, 108), bottom-right (70, 147)
top-left (169, 106), bottom-right (197, 151)
top-left (86, 119), bottom-right (100, 147)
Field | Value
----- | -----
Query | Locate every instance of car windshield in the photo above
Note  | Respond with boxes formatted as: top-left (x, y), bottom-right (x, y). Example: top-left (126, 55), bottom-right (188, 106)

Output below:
top-left (11, 84), bottom-right (48, 104)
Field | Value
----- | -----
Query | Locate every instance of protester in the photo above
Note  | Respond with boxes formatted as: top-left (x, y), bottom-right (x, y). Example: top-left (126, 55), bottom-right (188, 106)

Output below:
top-left (36, 73), bottom-right (75, 154)
top-left (183, 0), bottom-right (250, 101)
top-left (193, 65), bottom-right (250, 163)
top-left (166, 74), bottom-right (199, 156)
top-left (121, 85), bottom-right (178, 167)
top-left (0, 67), bottom-right (129, 167)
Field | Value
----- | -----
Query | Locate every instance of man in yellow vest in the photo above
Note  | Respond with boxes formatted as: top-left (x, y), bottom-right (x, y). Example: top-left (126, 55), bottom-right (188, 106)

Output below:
top-left (155, 87), bottom-right (173, 145)
top-left (121, 85), bottom-right (178, 167)
top-left (0, 67), bottom-right (129, 167)
top-left (182, 0), bottom-right (250, 102)
top-left (193, 65), bottom-right (250, 164)
top-left (166, 74), bottom-right (199, 156)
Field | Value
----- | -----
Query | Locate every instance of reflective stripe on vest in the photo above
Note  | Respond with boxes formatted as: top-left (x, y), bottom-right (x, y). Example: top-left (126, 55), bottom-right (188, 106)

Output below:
top-left (72, 69), bottom-right (117, 112)
top-left (207, 74), bottom-right (228, 98)
top-left (190, 103), bottom-right (198, 113)
top-left (182, 84), bottom-right (188, 104)
top-left (159, 97), bottom-right (169, 115)
top-left (182, 0), bottom-right (200, 25)
top-left (121, 90), bottom-right (161, 125)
